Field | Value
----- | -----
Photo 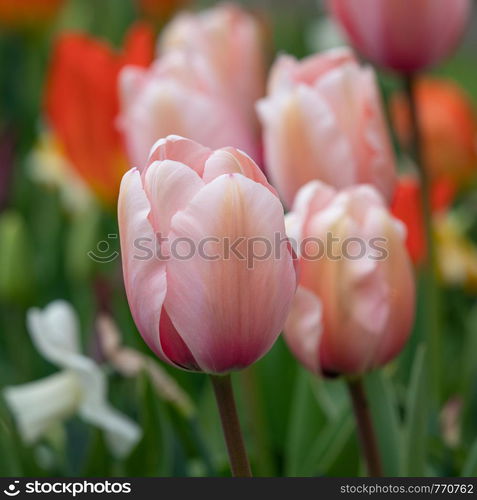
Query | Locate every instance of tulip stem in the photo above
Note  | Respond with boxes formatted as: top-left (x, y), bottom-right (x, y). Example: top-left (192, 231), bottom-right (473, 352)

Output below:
top-left (210, 374), bottom-right (252, 477)
top-left (403, 74), bottom-right (440, 402)
top-left (403, 75), bottom-right (434, 262)
top-left (346, 377), bottom-right (383, 477)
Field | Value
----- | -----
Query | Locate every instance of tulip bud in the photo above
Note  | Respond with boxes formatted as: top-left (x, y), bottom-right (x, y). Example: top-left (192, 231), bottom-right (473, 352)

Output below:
top-left (284, 182), bottom-right (415, 376)
top-left (329, 0), bottom-right (471, 74)
top-left (257, 48), bottom-right (396, 208)
top-left (118, 135), bottom-right (297, 374)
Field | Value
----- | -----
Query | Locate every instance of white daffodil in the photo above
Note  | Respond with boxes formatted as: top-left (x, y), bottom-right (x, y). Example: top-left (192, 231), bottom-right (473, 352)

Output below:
top-left (3, 301), bottom-right (142, 459)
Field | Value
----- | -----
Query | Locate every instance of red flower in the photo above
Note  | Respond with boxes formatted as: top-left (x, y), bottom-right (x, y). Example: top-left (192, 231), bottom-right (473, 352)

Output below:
top-left (45, 23), bottom-right (154, 206)
top-left (391, 175), bottom-right (455, 264)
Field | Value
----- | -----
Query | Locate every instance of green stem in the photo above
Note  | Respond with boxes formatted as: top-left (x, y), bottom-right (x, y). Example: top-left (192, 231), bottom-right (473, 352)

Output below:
top-left (240, 366), bottom-right (275, 476)
top-left (210, 374), bottom-right (252, 477)
top-left (346, 377), bottom-right (383, 477)
top-left (403, 74), bottom-right (440, 402)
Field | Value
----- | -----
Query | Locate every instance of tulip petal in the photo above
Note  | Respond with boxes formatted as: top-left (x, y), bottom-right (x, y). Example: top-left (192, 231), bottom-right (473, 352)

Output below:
top-left (269, 48), bottom-right (356, 92)
top-left (316, 64), bottom-right (396, 203)
top-left (202, 147), bottom-right (275, 194)
top-left (148, 135), bottom-right (212, 176)
top-left (118, 168), bottom-right (170, 363)
top-left (257, 85), bottom-right (355, 207)
top-left (165, 174), bottom-right (296, 373)
top-left (284, 286), bottom-right (322, 374)
top-left (144, 160), bottom-right (204, 236)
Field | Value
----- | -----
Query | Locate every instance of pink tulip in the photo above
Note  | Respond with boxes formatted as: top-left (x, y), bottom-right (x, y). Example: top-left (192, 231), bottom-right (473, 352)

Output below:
top-left (118, 135), bottom-right (297, 374)
top-left (257, 48), bottom-right (396, 208)
top-left (329, 0), bottom-right (470, 74)
top-left (160, 3), bottom-right (265, 119)
top-left (118, 50), bottom-right (260, 169)
top-left (119, 3), bottom-right (265, 169)
top-left (284, 181), bottom-right (415, 376)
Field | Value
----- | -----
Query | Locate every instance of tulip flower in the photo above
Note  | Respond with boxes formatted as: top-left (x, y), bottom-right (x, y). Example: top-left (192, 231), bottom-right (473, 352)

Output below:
top-left (0, 0), bottom-right (63, 28)
top-left (118, 135), bottom-right (297, 476)
top-left (329, 0), bottom-right (471, 74)
top-left (257, 48), bottom-right (396, 208)
top-left (118, 49), bottom-right (260, 169)
top-left (160, 3), bottom-right (265, 114)
top-left (391, 175), bottom-right (455, 264)
top-left (120, 4), bottom-right (265, 168)
top-left (118, 135), bottom-right (297, 374)
top-left (3, 301), bottom-right (141, 458)
top-left (45, 23), bottom-right (154, 206)
top-left (391, 78), bottom-right (477, 186)
top-left (284, 181), bottom-right (415, 376)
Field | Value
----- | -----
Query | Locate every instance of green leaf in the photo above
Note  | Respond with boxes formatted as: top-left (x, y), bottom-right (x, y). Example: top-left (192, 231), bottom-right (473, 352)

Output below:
top-left (365, 369), bottom-right (403, 476)
top-left (403, 345), bottom-right (428, 476)
top-left (462, 439), bottom-right (477, 477)
top-left (301, 409), bottom-right (354, 477)
top-left (0, 402), bottom-right (22, 476)
top-left (124, 374), bottom-right (174, 476)
top-left (309, 375), bottom-right (348, 419)
top-left (81, 429), bottom-right (111, 476)
top-left (196, 380), bottom-right (227, 474)
top-left (285, 368), bottom-right (327, 476)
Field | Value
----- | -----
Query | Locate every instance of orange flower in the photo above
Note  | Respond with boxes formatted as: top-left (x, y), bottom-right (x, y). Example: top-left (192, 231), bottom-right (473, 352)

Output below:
top-left (0, 0), bottom-right (63, 27)
top-left (392, 78), bottom-right (477, 187)
top-left (391, 175), bottom-right (455, 264)
top-left (45, 23), bottom-right (154, 206)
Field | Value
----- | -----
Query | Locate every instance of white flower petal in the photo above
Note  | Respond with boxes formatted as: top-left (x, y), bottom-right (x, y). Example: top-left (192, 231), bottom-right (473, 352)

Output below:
top-left (76, 359), bottom-right (142, 459)
top-left (27, 301), bottom-right (81, 368)
top-left (3, 370), bottom-right (81, 443)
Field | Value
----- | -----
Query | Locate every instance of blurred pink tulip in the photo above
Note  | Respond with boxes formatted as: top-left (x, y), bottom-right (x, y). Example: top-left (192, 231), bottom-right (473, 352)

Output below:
top-left (257, 48), bottom-right (396, 208)
top-left (160, 3), bottom-right (265, 119)
top-left (119, 50), bottom-right (259, 168)
top-left (119, 3), bottom-right (265, 169)
top-left (118, 135), bottom-right (297, 374)
top-left (329, 0), bottom-right (471, 74)
top-left (284, 181), bottom-right (415, 376)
